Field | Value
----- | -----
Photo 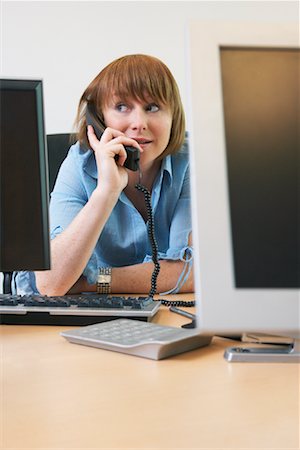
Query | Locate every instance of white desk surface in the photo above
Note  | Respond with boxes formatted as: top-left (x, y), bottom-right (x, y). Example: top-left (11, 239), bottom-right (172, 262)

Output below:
top-left (1, 294), bottom-right (299, 449)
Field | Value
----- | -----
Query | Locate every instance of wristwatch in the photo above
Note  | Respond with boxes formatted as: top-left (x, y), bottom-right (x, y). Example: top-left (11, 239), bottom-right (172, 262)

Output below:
top-left (97, 267), bottom-right (112, 294)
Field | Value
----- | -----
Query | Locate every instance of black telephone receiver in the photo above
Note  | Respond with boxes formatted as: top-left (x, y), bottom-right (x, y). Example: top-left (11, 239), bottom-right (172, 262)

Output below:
top-left (86, 102), bottom-right (140, 171)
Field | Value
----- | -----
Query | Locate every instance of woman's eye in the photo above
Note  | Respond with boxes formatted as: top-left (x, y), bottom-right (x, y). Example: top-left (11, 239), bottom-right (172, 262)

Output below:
top-left (146, 103), bottom-right (159, 112)
top-left (116, 103), bottom-right (128, 112)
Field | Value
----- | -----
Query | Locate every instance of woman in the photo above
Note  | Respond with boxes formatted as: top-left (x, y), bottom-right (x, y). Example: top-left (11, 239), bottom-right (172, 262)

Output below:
top-left (16, 54), bottom-right (193, 296)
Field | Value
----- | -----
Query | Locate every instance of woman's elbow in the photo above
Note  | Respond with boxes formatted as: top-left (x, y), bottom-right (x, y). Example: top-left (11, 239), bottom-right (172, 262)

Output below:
top-left (35, 271), bottom-right (69, 296)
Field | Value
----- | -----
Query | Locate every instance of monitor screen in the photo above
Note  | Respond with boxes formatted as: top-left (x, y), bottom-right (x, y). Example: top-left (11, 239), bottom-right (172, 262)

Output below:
top-left (0, 78), bottom-right (50, 271)
top-left (187, 20), bottom-right (300, 340)
top-left (220, 46), bottom-right (299, 289)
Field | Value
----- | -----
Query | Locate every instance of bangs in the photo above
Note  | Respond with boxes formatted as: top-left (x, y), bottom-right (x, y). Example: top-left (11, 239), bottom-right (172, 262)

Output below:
top-left (98, 55), bottom-right (175, 109)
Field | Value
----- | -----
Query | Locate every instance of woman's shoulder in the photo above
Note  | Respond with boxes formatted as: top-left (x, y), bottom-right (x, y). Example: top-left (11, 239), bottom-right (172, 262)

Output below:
top-left (170, 133), bottom-right (190, 168)
top-left (173, 132), bottom-right (189, 156)
top-left (65, 141), bottom-right (93, 161)
top-left (61, 141), bottom-right (96, 176)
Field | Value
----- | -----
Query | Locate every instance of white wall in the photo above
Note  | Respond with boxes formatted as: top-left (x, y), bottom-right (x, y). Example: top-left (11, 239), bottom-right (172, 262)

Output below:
top-left (1, 0), bottom-right (297, 134)
top-left (0, 1), bottom-right (298, 293)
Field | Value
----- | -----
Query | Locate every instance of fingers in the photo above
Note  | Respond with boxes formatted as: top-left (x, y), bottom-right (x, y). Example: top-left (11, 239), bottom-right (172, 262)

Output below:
top-left (86, 125), bottom-right (99, 148)
top-left (86, 125), bottom-right (142, 167)
top-left (98, 127), bottom-right (143, 153)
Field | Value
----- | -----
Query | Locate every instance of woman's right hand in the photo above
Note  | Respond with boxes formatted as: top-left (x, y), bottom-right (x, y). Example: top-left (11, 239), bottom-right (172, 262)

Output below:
top-left (87, 125), bottom-right (142, 195)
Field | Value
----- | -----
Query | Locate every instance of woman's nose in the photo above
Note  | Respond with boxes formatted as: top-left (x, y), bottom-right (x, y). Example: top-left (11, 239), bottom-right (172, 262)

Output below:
top-left (129, 107), bottom-right (147, 130)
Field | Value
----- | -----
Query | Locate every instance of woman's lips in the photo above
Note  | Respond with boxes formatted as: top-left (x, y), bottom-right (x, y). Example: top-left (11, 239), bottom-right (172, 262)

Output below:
top-left (130, 137), bottom-right (152, 145)
top-left (130, 138), bottom-right (152, 150)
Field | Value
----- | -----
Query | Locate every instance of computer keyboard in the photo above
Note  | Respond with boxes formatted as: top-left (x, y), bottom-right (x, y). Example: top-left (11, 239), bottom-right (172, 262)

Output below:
top-left (0, 293), bottom-right (160, 325)
top-left (61, 318), bottom-right (212, 360)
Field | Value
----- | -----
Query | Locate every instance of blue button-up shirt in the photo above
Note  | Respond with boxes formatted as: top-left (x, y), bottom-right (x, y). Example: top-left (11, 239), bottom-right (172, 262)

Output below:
top-left (14, 138), bottom-right (193, 295)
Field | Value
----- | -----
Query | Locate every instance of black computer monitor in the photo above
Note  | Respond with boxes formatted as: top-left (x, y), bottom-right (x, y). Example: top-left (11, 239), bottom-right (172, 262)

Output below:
top-left (0, 78), bottom-right (50, 271)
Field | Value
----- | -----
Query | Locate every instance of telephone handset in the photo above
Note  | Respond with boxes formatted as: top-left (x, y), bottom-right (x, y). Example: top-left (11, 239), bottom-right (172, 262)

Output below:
top-left (86, 103), bottom-right (140, 171)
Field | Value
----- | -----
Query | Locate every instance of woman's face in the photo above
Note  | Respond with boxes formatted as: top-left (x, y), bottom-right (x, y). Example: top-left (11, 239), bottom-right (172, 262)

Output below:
top-left (102, 94), bottom-right (172, 169)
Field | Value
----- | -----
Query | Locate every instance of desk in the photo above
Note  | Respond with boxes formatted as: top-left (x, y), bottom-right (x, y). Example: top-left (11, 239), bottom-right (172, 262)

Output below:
top-left (1, 294), bottom-right (299, 449)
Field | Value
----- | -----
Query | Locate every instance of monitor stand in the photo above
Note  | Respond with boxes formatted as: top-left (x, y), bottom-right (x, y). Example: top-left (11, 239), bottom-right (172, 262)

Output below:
top-left (224, 334), bottom-right (300, 362)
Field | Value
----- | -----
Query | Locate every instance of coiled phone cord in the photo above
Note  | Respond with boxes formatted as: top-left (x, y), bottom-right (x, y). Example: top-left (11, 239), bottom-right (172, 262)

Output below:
top-left (135, 183), bottom-right (160, 298)
top-left (135, 182), bottom-right (195, 308)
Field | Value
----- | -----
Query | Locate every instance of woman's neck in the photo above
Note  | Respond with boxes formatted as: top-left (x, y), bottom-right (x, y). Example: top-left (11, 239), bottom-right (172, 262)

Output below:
top-left (124, 160), bottom-right (161, 222)
top-left (127, 159), bottom-right (161, 191)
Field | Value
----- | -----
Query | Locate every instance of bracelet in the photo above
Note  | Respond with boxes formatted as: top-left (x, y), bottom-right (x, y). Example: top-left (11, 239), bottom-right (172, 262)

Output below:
top-left (97, 267), bottom-right (112, 294)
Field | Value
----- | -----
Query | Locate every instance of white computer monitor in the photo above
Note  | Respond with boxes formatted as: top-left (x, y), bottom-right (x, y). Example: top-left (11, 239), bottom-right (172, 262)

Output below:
top-left (186, 20), bottom-right (299, 361)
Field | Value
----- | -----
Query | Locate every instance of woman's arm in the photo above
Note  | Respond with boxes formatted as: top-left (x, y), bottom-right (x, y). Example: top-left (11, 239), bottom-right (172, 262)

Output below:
top-left (68, 233), bottom-right (194, 295)
top-left (68, 258), bottom-right (194, 295)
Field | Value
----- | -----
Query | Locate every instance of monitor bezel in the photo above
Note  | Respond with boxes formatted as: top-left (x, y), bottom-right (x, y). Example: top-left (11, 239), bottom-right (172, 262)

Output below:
top-left (186, 21), bottom-right (300, 338)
